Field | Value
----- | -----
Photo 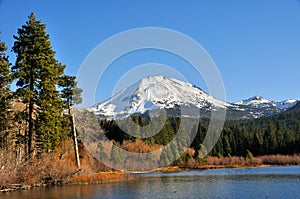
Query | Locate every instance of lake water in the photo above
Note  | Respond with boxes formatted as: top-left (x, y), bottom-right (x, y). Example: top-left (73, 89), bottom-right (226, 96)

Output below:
top-left (1, 166), bottom-right (300, 199)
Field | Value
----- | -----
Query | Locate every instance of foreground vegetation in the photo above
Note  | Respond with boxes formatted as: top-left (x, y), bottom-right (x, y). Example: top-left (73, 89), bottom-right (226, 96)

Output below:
top-left (0, 139), bottom-right (132, 192)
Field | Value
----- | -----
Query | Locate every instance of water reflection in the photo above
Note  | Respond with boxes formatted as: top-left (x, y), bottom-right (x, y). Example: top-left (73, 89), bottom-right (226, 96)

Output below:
top-left (1, 166), bottom-right (300, 199)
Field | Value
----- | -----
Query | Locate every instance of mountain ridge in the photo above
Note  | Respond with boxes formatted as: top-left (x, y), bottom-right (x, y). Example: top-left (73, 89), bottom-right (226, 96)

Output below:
top-left (87, 76), bottom-right (298, 119)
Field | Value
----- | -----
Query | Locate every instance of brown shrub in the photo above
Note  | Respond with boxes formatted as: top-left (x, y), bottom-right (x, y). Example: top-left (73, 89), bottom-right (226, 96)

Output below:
top-left (124, 139), bottom-right (162, 153)
top-left (258, 154), bottom-right (300, 165)
top-left (206, 156), bottom-right (246, 166)
top-left (250, 157), bottom-right (263, 165)
top-left (0, 151), bottom-right (18, 187)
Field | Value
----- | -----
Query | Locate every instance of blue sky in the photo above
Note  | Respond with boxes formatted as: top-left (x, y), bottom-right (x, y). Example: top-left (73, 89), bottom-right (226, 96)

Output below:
top-left (1, 0), bottom-right (300, 107)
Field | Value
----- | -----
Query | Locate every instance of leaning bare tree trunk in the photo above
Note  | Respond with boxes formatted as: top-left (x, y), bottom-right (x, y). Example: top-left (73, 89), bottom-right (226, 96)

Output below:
top-left (69, 105), bottom-right (80, 170)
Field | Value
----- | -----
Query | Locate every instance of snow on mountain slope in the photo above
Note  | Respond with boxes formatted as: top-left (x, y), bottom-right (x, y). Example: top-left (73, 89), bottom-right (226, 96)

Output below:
top-left (88, 76), bottom-right (231, 118)
top-left (276, 99), bottom-right (298, 110)
top-left (86, 76), bottom-right (298, 119)
top-left (234, 95), bottom-right (298, 110)
top-left (234, 95), bottom-right (275, 108)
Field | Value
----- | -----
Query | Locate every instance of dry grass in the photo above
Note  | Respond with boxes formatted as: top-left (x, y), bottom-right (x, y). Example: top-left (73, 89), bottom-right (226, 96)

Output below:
top-left (67, 172), bottom-right (130, 184)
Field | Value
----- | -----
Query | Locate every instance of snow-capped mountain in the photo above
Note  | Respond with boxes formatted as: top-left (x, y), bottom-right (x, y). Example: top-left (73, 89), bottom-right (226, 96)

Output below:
top-left (276, 99), bottom-right (298, 110)
top-left (235, 95), bottom-right (273, 107)
top-left (86, 76), bottom-right (298, 119)
top-left (88, 76), bottom-right (231, 118)
top-left (234, 96), bottom-right (298, 110)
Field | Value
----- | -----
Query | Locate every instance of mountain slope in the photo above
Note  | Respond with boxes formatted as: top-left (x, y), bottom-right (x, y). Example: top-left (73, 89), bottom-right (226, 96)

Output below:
top-left (234, 95), bottom-right (297, 110)
top-left (88, 76), bottom-right (231, 118)
top-left (288, 101), bottom-right (300, 111)
top-left (87, 76), bottom-right (298, 119)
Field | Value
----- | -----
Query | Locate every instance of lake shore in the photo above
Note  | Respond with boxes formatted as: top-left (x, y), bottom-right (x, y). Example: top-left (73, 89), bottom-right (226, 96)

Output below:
top-left (151, 164), bottom-right (282, 173)
top-left (0, 171), bottom-right (132, 193)
top-left (2, 154), bottom-right (300, 193)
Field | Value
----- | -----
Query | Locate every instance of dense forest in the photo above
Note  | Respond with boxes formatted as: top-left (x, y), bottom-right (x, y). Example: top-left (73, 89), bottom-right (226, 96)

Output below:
top-left (100, 107), bottom-right (300, 160)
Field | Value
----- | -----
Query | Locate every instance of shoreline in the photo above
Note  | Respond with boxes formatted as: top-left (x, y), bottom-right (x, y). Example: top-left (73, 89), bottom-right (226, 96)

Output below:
top-left (151, 164), bottom-right (279, 173)
top-left (0, 171), bottom-right (132, 193)
top-left (1, 163), bottom-right (300, 193)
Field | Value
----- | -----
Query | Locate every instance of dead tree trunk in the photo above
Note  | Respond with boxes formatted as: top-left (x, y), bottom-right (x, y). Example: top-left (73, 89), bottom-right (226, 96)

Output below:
top-left (69, 104), bottom-right (80, 169)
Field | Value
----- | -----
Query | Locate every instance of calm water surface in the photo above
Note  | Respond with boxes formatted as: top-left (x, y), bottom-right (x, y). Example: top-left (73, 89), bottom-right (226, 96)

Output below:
top-left (1, 166), bottom-right (300, 199)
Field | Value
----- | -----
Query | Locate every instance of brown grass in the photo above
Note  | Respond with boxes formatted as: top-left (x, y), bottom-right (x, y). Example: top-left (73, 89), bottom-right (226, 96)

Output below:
top-left (67, 172), bottom-right (130, 184)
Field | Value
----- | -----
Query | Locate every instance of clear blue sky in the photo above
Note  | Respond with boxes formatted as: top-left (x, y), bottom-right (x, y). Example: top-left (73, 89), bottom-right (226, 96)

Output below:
top-left (1, 0), bottom-right (300, 107)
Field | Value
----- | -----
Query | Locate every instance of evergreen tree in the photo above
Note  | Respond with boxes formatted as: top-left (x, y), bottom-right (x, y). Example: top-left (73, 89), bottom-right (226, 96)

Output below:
top-left (159, 145), bottom-right (171, 166)
top-left (59, 75), bottom-right (82, 108)
top-left (98, 142), bottom-right (108, 161)
top-left (58, 75), bottom-right (82, 136)
top-left (12, 13), bottom-right (68, 155)
top-left (197, 144), bottom-right (207, 159)
top-left (264, 122), bottom-right (277, 153)
top-left (59, 75), bottom-right (82, 167)
top-left (0, 33), bottom-right (11, 147)
top-left (223, 135), bottom-right (231, 157)
top-left (110, 143), bottom-right (124, 165)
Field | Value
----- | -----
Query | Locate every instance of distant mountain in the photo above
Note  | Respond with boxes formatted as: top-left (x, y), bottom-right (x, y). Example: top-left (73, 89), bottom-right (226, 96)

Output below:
top-left (86, 76), bottom-right (298, 120)
top-left (231, 95), bottom-right (298, 118)
top-left (276, 99), bottom-right (299, 110)
top-left (88, 76), bottom-right (231, 118)
top-left (234, 95), bottom-right (297, 110)
top-left (235, 95), bottom-right (272, 107)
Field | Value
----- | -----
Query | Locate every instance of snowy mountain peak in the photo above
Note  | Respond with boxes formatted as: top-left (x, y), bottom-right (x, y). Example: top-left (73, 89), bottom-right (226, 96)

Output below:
top-left (234, 95), bottom-right (298, 110)
top-left (88, 75), bottom-right (229, 118)
top-left (235, 95), bottom-right (272, 106)
top-left (86, 76), bottom-right (298, 119)
top-left (276, 99), bottom-right (298, 110)
top-left (250, 95), bottom-right (266, 101)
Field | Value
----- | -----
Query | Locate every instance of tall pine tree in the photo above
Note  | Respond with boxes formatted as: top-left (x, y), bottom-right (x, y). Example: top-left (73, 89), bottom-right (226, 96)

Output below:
top-left (12, 13), bottom-right (67, 155)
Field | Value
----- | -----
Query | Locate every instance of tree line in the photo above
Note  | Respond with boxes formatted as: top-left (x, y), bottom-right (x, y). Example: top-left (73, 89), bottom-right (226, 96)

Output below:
top-left (0, 13), bottom-right (82, 159)
top-left (100, 107), bottom-right (300, 160)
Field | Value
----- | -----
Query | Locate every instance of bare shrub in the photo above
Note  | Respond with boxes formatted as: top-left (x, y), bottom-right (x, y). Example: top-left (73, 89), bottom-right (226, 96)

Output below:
top-left (250, 157), bottom-right (263, 165)
top-left (206, 155), bottom-right (300, 166)
top-left (206, 156), bottom-right (219, 165)
top-left (0, 150), bottom-right (18, 187)
top-left (259, 154), bottom-right (300, 165)
top-left (206, 156), bottom-right (246, 166)
top-left (185, 158), bottom-right (198, 167)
